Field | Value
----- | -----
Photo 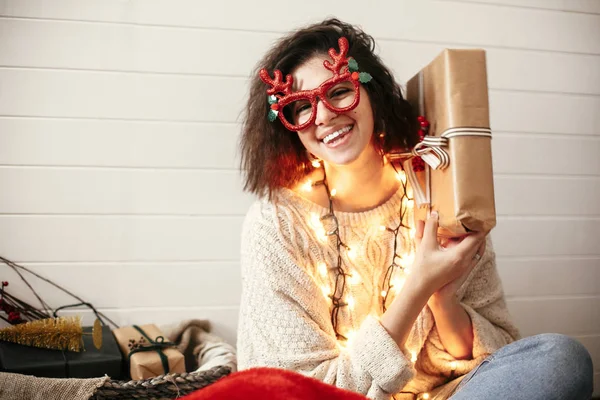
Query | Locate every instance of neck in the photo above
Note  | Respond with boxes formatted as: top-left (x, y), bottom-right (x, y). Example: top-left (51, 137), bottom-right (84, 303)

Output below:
top-left (323, 146), bottom-right (400, 212)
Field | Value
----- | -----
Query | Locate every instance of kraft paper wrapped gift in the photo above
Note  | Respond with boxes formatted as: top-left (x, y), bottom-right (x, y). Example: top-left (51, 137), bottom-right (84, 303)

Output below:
top-left (401, 49), bottom-right (496, 236)
top-left (113, 324), bottom-right (185, 380)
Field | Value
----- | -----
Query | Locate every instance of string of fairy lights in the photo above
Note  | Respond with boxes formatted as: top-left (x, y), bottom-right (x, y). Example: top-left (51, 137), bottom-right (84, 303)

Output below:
top-left (301, 154), bottom-right (459, 400)
top-left (302, 157), bottom-right (416, 342)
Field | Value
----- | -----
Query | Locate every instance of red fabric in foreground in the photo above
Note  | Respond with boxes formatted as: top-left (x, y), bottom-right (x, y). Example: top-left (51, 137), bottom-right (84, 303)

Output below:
top-left (182, 367), bottom-right (369, 400)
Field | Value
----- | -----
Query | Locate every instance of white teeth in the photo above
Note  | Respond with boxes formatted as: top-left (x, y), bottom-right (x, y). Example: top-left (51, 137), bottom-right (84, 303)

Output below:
top-left (323, 125), bottom-right (353, 144)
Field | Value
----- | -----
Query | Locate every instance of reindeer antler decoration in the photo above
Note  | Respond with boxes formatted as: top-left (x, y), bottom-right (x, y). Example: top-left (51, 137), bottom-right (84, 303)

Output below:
top-left (323, 37), bottom-right (350, 75)
top-left (259, 69), bottom-right (294, 97)
top-left (259, 36), bottom-right (372, 131)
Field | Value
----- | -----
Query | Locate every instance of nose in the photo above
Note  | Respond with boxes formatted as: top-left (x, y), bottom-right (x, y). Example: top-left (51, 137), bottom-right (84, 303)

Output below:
top-left (314, 98), bottom-right (337, 126)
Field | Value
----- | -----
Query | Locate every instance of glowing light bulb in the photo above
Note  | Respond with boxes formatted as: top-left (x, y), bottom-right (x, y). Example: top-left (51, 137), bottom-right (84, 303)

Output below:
top-left (302, 179), bottom-right (313, 192)
top-left (347, 247), bottom-right (357, 260)
top-left (379, 225), bottom-right (387, 232)
top-left (450, 361), bottom-right (457, 370)
top-left (330, 188), bottom-right (337, 197)
top-left (348, 272), bottom-right (361, 285)
top-left (347, 296), bottom-right (355, 310)
top-left (309, 213), bottom-right (328, 242)
top-left (391, 277), bottom-right (406, 293)
top-left (310, 213), bottom-right (321, 228)
top-left (397, 171), bottom-right (407, 184)
top-left (346, 330), bottom-right (356, 347)
top-left (411, 352), bottom-right (418, 363)
top-left (312, 160), bottom-right (321, 168)
top-left (422, 393), bottom-right (430, 400)
top-left (381, 290), bottom-right (387, 298)
top-left (318, 262), bottom-right (328, 277)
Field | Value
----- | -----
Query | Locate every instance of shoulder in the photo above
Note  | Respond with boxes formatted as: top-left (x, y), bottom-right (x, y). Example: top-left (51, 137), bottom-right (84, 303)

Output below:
top-left (241, 191), bottom-right (313, 257)
top-left (240, 193), bottom-right (319, 290)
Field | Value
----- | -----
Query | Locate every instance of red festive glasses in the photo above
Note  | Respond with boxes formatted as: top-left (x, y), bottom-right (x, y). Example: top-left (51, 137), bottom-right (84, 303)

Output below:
top-left (260, 37), bottom-right (371, 132)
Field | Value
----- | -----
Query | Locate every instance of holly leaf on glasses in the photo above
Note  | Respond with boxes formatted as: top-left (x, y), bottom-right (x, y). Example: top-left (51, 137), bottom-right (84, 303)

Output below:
top-left (268, 95), bottom-right (278, 105)
top-left (268, 109), bottom-right (278, 122)
top-left (359, 72), bottom-right (373, 83)
top-left (348, 58), bottom-right (359, 73)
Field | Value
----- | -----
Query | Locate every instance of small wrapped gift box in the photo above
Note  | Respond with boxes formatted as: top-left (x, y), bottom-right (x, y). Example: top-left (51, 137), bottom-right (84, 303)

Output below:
top-left (112, 324), bottom-right (185, 380)
top-left (0, 324), bottom-right (123, 378)
top-left (400, 49), bottom-right (496, 236)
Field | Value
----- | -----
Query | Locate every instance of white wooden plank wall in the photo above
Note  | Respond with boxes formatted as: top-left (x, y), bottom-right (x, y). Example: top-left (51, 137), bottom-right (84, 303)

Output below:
top-left (0, 0), bottom-right (598, 393)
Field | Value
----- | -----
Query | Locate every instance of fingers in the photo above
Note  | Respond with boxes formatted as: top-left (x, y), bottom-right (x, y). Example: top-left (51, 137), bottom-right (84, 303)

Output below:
top-left (456, 232), bottom-right (486, 260)
top-left (421, 211), bottom-right (440, 249)
top-left (415, 220), bottom-right (425, 247)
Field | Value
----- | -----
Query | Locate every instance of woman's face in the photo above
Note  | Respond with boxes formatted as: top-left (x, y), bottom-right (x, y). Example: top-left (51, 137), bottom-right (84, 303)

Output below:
top-left (291, 55), bottom-right (376, 166)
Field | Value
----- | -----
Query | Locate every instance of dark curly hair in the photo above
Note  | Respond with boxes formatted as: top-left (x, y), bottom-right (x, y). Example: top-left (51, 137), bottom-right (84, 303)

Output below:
top-left (240, 18), bottom-right (420, 199)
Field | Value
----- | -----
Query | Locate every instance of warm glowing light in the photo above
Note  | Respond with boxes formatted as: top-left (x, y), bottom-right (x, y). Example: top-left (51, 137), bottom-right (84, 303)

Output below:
top-left (422, 393), bottom-right (430, 400)
top-left (309, 213), bottom-right (328, 242)
top-left (347, 296), bottom-right (355, 310)
top-left (406, 185), bottom-right (413, 198)
top-left (347, 247), bottom-right (357, 260)
top-left (411, 352), bottom-right (418, 363)
top-left (310, 213), bottom-right (320, 226)
top-left (391, 277), bottom-right (406, 293)
top-left (321, 286), bottom-right (331, 297)
top-left (348, 272), bottom-right (361, 285)
top-left (318, 231), bottom-right (328, 243)
top-left (409, 228), bottom-right (416, 240)
top-left (302, 179), bottom-right (313, 192)
top-left (330, 188), bottom-right (337, 197)
top-left (407, 199), bottom-right (415, 208)
top-left (346, 330), bottom-right (356, 347)
top-left (379, 225), bottom-right (387, 232)
top-left (381, 290), bottom-right (387, 297)
top-left (450, 361), bottom-right (457, 370)
top-left (404, 253), bottom-right (415, 267)
top-left (318, 262), bottom-right (328, 277)
top-left (312, 160), bottom-right (321, 168)
top-left (397, 171), bottom-right (407, 184)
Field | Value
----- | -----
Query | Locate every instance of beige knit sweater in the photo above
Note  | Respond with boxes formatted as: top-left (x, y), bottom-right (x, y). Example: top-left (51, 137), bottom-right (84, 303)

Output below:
top-left (237, 187), bottom-right (520, 400)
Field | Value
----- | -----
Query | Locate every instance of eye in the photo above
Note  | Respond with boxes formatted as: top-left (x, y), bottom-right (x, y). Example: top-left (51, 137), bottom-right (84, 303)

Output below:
top-left (295, 102), bottom-right (311, 115)
top-left (330, 88), bottom-right (352, 98)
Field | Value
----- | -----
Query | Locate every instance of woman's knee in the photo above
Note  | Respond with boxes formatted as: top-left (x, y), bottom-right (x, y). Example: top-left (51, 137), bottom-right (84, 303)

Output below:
top-left (534, 334), bottom-right (593, 395)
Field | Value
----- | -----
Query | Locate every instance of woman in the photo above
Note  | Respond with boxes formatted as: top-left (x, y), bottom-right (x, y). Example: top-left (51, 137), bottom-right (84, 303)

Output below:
top-left (237, 18), bottom-right (593, 400)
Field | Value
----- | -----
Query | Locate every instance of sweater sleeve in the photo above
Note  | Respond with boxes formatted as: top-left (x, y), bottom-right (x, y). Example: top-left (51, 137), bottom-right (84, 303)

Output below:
top-left (419, 236), bottom-right (521, 377)
top-left (237, 202), bottom-right (415, 399)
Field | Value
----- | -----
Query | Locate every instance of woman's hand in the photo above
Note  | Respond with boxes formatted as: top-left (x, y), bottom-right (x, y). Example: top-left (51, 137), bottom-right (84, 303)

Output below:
top-left (429, 236), bottom-right (487, 307)
top-left (411, 211), bottom-right (486, 299)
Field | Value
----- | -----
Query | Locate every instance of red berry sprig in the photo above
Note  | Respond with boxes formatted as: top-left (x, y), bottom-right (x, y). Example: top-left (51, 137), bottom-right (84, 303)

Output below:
top-left (412, 116), bottom-right (430, 172)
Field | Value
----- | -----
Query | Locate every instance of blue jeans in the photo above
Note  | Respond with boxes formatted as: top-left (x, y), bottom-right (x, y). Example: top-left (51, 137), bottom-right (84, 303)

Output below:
top-left (450, 334), bottom-right (594, 400)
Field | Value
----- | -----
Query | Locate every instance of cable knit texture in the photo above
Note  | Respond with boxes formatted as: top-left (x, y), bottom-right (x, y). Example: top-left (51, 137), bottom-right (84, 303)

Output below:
top-left (237, 187), bottom-right (520, 400)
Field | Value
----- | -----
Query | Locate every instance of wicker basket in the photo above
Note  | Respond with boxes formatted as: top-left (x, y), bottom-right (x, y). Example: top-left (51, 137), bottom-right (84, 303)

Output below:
top-left (90, 365), bottom-right (231, 400)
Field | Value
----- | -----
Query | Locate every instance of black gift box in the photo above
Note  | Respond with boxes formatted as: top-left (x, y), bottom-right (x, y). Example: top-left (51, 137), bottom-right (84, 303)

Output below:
top-left (0, 325), bottom-right (123, 379)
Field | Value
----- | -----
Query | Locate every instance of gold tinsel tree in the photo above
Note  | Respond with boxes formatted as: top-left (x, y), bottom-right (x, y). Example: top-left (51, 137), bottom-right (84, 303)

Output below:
top-left (0, 316), bottom-right (84, 352)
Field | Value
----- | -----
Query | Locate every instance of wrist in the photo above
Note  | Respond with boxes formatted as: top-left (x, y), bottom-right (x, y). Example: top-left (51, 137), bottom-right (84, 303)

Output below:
top-left (404, 270), bottom-right (435, 300)
top-left (428, 292), bottom-right (460, 311)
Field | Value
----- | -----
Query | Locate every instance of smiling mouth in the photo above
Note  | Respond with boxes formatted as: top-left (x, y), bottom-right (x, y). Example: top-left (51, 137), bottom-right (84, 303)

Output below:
top-left (322, 125), bottom-right (353, 145)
